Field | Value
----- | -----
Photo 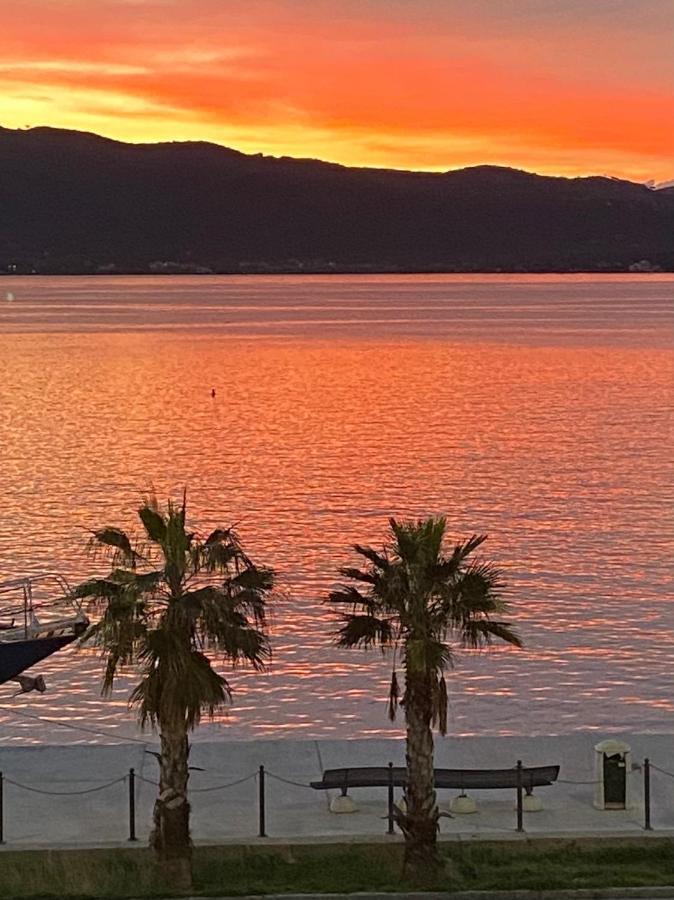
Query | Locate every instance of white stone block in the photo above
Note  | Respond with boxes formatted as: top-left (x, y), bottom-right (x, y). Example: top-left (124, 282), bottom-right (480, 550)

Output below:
top-left (522, 793), bottom-right (543, 812)
top-left (330, 794), bottom-right (358, 813)
top-left (449, 793), bottom-right (477, 814)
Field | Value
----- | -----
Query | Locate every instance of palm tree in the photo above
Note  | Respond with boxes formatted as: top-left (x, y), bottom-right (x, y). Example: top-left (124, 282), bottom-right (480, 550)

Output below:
top-left (75, 494), bottom-right (273, 887)
top-left (327, 517), bottom-right (521, 881)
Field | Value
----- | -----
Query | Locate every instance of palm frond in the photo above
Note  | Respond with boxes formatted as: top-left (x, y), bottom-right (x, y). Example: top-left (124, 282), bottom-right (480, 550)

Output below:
top-left (338, 567), bottom-right (378, 585)
top-left (84, 590), bottom-right (151, 692)
top-left (73, 576), bottom-right (126, 601)
top-left (228, 565), bottom-right (274, 592)
top-left (328, 585), bottom-right (377, 613)
top-left (184, 579), bottom-right (272, 636)
top-left (88, 528), bottom-right (141, 567)
top-left (75, 570), bottom-right (163, 609)
top-left (452, 533), bottom-right (488, 561)
top-left (198, 539), bottom-right (242, 573)
top-left (335, 613), bottom-right (393, 648)
top-left (442, 562), bottom-right (510, 642)
top-left (130, 641), bottom-right (231, 731)
top-left (179, 487), bottom-right (187, 529)
top-left (138, 503), bottom-right (167, 544)
top-left (210, 617), bottom-right (271, 670)
top-left (461, 618), bottom-right (522, 650)
top-left (130, 569), bottom-right (165, 595)
top-left (229, 589), bottom-right (269, 628)
top-left (184, 587), bottom-right (270, 668)
top-left (204, 528), bottom-right (234, 546)
top-left (459, 560), bottom-right (506, 601)
top-left (161, 500), bottom-right (193, 587)
top-left (387, 669), bottom-right (400, 721)
top-left (431, 675), bottom-right (448, 736)
top-left (353, 544), bottom-right (390, 570)
top-left (390, 516), bottom-right (446, 566)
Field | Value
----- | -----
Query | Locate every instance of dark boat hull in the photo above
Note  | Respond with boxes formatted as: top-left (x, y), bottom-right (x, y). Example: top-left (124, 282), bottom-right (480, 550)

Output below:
top-left (0, 634), bottom-right (77, 684)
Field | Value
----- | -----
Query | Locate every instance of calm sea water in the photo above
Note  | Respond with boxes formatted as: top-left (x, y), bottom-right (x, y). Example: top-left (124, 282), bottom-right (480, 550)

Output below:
top-left (0, 274), bottom-right (672, 745)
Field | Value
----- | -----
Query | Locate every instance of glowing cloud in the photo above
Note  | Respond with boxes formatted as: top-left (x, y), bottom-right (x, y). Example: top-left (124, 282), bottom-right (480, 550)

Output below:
top-left (1, 0), bottom-right (672, 180)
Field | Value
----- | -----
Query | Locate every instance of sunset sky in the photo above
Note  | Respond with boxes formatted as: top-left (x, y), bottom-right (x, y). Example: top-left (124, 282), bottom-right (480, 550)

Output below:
top-left (2, 0), bottom-right (673, 182)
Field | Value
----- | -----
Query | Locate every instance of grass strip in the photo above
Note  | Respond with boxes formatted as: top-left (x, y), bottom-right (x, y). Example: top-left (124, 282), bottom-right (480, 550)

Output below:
top-left (0, 839), bottom-right (672, 898)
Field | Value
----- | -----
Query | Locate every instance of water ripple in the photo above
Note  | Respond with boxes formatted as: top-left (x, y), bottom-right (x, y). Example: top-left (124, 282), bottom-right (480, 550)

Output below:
top-left (0, 274), bottom-right (672, 744)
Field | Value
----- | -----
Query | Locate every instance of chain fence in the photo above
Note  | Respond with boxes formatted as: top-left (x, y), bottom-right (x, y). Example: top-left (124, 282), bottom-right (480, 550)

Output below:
top-left (0, 756), bottom-right (669, 845)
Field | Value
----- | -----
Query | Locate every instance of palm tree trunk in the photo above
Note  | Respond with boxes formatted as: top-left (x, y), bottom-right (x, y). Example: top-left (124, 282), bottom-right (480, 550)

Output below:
top-left (402, 672), bottom-right (441, 881)
top-left (150, 723), bottom-right (192, 888)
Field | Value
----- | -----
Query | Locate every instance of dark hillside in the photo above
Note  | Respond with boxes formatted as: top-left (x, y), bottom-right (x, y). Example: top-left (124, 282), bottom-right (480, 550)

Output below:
top-left (1, 126), bottom-right (672, 273)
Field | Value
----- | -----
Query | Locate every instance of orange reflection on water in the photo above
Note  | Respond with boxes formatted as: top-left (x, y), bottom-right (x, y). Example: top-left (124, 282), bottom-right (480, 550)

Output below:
top-left (0, 275), bottom-right (672, 744)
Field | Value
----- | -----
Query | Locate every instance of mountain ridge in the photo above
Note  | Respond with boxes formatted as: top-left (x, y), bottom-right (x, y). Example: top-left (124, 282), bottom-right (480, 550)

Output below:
top-left (0, 124), bottom-right (652, 185)
top-left (1, 125), bottom-right (673, 274)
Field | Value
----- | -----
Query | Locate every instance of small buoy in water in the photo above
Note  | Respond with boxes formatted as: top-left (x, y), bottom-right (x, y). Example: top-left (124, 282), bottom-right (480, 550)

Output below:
top-left (5, 291), bottom-right (14, 302)
top-left (211, 388), bottom-right (216, 398)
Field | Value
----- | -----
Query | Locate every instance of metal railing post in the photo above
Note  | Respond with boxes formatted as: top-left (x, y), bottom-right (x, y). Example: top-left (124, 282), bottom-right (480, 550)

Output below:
top-left (128, 768), bottom-right (137, 841)
top-left (387, 761), bottom-right (394, 834)
top-left (644, 758), bottom-right (652, 831)
top-left (0, 771), bottom-right (4, 844)
top-left (258, 765), bottom-right (266, 837)
top-left (516, 760), bottom-right (523, 832)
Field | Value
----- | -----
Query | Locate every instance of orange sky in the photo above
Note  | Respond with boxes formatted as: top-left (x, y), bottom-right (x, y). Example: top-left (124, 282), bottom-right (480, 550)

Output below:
top-left (2, 0), bottom-right (673, 182)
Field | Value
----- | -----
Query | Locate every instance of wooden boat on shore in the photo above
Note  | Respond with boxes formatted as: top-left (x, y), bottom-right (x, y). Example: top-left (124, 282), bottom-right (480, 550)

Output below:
top-left (0, 574), bottom-right (89, 684)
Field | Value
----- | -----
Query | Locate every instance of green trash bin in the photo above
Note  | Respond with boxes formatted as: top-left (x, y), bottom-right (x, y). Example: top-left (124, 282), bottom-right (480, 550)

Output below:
top-left (594, 739), bottom-right (631, 810)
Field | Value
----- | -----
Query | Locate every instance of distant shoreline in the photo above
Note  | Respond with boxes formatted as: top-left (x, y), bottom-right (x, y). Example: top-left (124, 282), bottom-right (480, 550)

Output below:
top-left (2, 266), bottom-right (671, 277)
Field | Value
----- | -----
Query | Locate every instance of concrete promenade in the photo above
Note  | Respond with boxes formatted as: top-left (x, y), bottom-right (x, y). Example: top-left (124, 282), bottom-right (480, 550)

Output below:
top-left (0, 733), bottom-right (673, 849)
